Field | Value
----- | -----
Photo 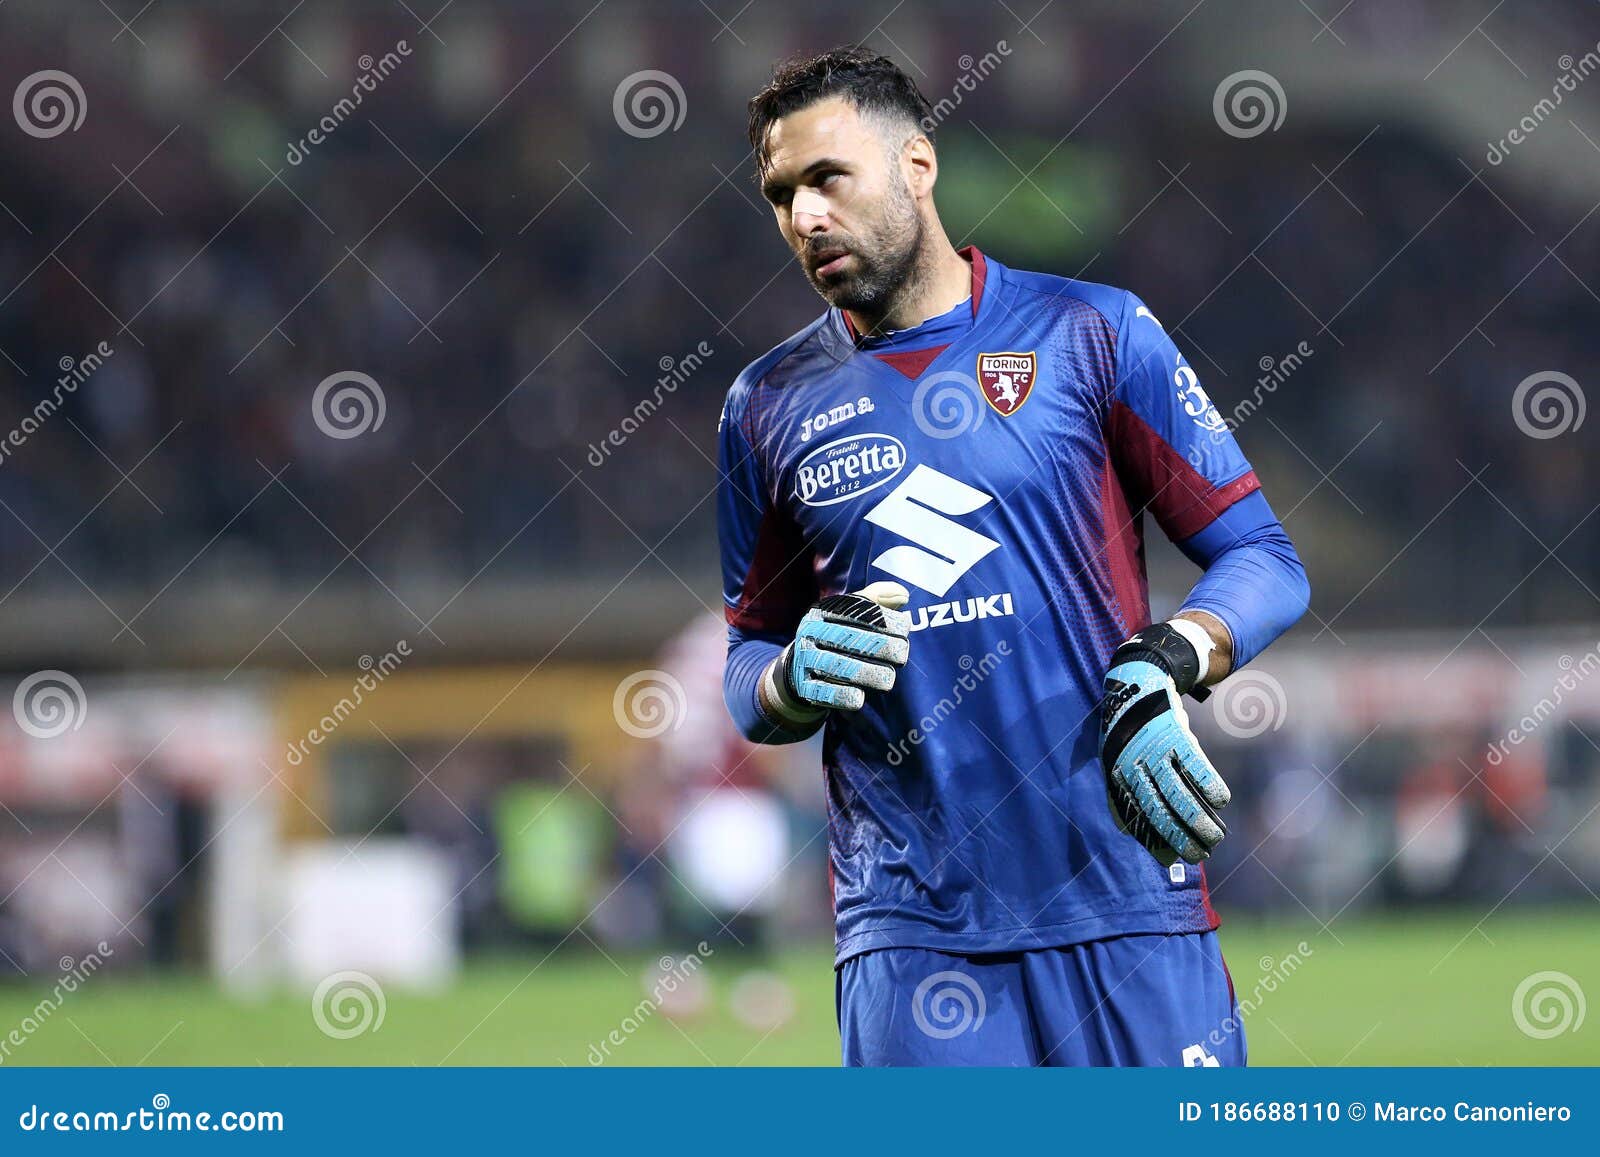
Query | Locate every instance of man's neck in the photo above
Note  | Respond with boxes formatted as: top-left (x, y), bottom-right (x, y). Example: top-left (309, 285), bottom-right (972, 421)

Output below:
top-left (846, 238), bottom-right (973, 338)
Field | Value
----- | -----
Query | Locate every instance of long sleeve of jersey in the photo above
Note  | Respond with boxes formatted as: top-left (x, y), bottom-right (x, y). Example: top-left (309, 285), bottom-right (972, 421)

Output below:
top-left (1177, 491), bottom-right (1309, 668)
top-left (717, 387), bottom-right (823, 744)
top-left (1108, 295), bottom-right (1309, 669)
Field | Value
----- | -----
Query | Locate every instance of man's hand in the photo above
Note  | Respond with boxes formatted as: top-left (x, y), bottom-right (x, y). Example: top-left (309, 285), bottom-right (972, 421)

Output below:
top-left (760, 582), bottom-right (911, 726)
top-left (1100, 621), bottom-right (1230, 865)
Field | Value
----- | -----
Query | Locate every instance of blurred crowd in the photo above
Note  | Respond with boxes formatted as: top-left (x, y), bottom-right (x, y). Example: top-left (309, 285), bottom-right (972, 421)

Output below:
top-left (0, 0), bottom-right (1595, 640)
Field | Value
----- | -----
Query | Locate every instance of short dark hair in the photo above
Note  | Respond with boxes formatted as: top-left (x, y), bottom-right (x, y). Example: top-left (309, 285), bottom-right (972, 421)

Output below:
top-left (747, 45), bottom-right (935, 171)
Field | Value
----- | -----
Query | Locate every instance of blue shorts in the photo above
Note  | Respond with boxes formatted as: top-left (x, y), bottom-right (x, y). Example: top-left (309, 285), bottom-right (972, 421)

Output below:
top-left (836, 931), bottom-right (1245, 1067)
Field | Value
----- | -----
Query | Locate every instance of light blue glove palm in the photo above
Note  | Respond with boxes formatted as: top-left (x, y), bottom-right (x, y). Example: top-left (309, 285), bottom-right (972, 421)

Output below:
top-left (1101, 626), bottom-right (1230, 865)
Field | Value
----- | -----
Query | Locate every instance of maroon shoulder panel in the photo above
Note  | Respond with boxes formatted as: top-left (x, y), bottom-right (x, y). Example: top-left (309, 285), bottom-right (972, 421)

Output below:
top-left (1106, 400), bottom-right (1260, 541)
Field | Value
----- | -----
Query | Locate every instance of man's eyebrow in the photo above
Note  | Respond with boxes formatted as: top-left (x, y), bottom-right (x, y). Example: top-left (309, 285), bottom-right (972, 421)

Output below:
top-left (761, 157), bottom-right (849, 200)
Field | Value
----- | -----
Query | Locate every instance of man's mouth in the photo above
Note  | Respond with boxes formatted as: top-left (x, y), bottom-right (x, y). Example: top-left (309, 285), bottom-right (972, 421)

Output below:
top-left (811, 249), bottom-right (851, 278)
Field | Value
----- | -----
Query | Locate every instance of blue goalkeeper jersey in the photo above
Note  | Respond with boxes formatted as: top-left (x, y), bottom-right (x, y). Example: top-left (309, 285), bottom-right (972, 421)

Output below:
top-left (718, 249), bottom-right (1270, 964)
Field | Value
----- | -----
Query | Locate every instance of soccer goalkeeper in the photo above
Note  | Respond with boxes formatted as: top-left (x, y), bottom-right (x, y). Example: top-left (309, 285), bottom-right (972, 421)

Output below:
top-left (718, 47), bottom-right (1309, 1066)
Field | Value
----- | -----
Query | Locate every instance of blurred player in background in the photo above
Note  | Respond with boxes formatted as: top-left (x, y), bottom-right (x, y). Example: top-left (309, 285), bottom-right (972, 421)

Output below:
top-left (654, 615), bottom-right (798, 1029)
top-left (717, 47), bottom-right (1310, 1066)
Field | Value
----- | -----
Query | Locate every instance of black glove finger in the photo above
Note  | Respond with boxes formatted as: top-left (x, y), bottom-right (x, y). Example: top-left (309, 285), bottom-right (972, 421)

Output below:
top-left (814, 593), bottom-right (911, 639)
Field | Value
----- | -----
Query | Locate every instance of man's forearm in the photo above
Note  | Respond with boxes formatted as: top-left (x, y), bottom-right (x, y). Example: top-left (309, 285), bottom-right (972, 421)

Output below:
top-left (1173, 608), bottom-right (1234, 687)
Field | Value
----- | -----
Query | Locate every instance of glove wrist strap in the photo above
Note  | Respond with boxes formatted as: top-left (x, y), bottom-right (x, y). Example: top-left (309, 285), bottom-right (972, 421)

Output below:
top-left (1167, 618), bottom-right (1217, 687)
top-left (1111, 621), bottom-right (1209, 698)
top-left (762, 646), bottom-right (827, 728)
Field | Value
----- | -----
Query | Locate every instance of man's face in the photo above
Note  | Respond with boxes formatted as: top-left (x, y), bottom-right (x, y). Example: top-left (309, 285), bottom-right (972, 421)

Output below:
top-left (759, 96), bottom-right (924, 315)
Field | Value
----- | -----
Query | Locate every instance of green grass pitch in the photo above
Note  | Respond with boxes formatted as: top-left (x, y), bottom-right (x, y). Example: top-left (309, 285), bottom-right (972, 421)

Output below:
top-left (1, 909), bottom-right (1594, 1066)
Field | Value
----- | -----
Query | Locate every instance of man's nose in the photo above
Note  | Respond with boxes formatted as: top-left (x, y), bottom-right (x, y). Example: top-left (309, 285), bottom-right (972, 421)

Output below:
top-left (790, 189), bottom-right (829, 234)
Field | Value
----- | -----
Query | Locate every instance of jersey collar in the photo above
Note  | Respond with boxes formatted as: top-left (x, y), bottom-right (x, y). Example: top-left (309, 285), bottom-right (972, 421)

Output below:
top-left (829, 247), bottom-right (991, 380)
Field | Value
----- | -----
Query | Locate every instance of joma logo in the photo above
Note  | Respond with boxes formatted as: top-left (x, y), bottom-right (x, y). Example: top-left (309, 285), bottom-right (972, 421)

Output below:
top-left (800, 395), bottom-right (875, 442)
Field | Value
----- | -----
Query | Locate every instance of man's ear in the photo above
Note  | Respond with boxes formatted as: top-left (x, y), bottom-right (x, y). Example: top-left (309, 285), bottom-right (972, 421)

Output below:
top-left (903, 134), bottom-right (937, 200)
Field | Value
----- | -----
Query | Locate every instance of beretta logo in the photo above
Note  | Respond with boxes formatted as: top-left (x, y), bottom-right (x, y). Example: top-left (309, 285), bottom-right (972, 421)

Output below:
top-left (977, 351), bottom-right (1036, 416)
top-left (795, 433), bottom-right (906, 507)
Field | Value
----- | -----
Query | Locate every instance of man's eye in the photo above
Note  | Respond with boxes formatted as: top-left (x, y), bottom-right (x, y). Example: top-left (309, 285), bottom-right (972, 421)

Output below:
top-left (818, 173), bottom-right (841, 189)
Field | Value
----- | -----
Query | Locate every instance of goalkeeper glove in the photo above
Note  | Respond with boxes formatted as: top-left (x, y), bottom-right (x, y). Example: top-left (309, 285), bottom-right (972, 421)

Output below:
top-left (761, 582), bottom-right (911, 726)
top-left (1100, 620), bottom-right (1230, 865)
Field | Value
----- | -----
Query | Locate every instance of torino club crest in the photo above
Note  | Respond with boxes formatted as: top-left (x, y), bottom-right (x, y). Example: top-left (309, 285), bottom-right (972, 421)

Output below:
top-left (976, 351), bottom-right (1036, 416)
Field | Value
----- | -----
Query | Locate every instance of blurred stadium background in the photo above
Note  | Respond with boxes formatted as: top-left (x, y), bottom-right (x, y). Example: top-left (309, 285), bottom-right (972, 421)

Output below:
top-left (1, 0), bottom-right (1598, 1066)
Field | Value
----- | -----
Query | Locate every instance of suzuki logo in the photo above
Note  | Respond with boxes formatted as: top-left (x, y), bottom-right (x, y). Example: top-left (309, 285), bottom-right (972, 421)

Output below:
top-left (863, 465), bottom-right (1000, 597)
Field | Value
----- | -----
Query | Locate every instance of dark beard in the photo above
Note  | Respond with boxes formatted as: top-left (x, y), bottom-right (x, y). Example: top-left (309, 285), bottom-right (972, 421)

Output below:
top-left (803, 186), bottom-right (927, 323)
top-left (822, 216), bottom-right (925, 320)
